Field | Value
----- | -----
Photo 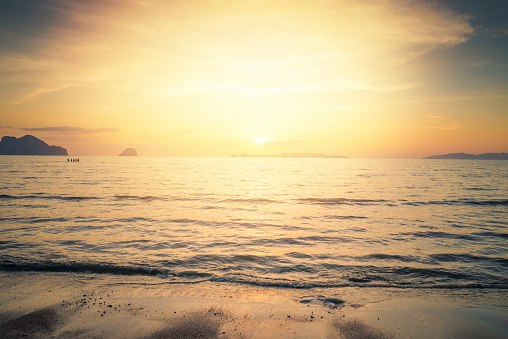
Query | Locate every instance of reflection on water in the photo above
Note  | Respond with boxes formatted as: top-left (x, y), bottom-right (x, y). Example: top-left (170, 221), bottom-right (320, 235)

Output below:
top-left (0, 156), bottom-right (507, 289)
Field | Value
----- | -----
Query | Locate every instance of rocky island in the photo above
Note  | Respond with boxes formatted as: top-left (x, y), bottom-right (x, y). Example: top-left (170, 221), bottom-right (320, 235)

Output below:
top-left (424, 153), bottom-right (508, 160)
top-left (0, 135), bottom-right (67, 155)
top-left (119, 148), bottom-right (137, 156)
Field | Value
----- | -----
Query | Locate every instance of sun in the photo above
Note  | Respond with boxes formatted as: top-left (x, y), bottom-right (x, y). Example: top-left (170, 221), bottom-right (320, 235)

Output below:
top-left (255, 139), bottom-right (270, 146)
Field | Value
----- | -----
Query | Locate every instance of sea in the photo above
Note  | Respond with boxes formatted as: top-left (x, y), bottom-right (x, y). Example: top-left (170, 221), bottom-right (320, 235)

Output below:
top-left (0, 156), bottom-right (507, 291)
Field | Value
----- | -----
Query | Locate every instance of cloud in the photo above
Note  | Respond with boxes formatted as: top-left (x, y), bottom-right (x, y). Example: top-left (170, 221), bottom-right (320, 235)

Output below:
top-left (484, 25), bottom-right (508, 38)
top-left (399, 86), bottom-right (508, 104)
top-left (0, 0), bottom-right (474, 103)
top-left (21, 126), bottom-right (120, 134)
top-left (421, 116), bottom-right (465, 130)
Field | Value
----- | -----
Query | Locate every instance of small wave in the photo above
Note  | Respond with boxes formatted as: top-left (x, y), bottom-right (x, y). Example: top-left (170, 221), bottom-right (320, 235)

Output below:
top-left (473, 231), bottom-right (508, 239)
top-left (0, 194), bottom-right (19, 199)
top-left (28, 217), bottom-right (71, 223)
top-left (465, 199), bottom-right (508, 206)
top-left (61, 196), bottom-right (99, 201)
top-left (248, 235), bottom-right (353, 247)
top-left (113, 217), bottom-right (157, 223)
top-left (465, 187), bottom-right (496, 191)
top-left (324, 215), bottom-right (368, 220)
top-left (114, 195), bottom-right (167, 201)
top-left (397, 231), bottom-right (479, 241)
top-left (429, 253), bottom-right (508, 266)
top-left (210, 275), bottom-right (314, 289)
top-left (404, 199), bottom-right (508, 206)
top-left (175, 271), bottom-right (211, 278)
top-left (362, 253), bottom-right (420, 263)
top-left (210, 275), bottom-right (508, 290)
top-left (286, 252), bottom-right (314, 259)
top-left (219, 198), bottom-right (278, 204)
top-left (298, 198), bottom-right (387, 205)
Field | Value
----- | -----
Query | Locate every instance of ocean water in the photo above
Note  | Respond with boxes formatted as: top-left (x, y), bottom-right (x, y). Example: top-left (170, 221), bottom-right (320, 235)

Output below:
top-left (0, 156), bottom-right (507, 290)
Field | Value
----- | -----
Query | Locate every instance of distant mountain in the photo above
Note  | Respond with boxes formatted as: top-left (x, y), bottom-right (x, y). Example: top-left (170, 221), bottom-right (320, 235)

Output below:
top-left (119, 148), bottom-right (137, 156)
top-left (231, 152), bottom-right (347, 158)
top-left (424, 153), bottom-right (508, 160)
top-left (0, 135), bottom-right (67, 155)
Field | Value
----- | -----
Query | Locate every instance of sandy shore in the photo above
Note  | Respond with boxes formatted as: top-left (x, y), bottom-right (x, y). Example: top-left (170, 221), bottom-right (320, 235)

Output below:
top-left (0, 271), bottom-right (506, 338)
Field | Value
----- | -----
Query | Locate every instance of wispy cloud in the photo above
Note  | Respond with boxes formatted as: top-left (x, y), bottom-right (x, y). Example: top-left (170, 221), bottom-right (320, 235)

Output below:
top-left (484, 25), bottom-right (508, 38)
top-left (399, 86), bottom-right (508, 104)
top-left (12, 84), bottom-right (76, 104)
top-left (21, 126), bottom-right (120, 134)
top-left (421, 116), bottom-right (465, 130)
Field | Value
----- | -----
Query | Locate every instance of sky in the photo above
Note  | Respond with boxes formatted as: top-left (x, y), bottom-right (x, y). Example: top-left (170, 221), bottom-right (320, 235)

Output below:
top-left (0, 0), bottom-right (507, 157)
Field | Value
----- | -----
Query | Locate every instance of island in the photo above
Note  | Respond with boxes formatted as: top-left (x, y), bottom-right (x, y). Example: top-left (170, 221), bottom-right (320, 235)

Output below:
top-left (119, 148), bottom-right (137, 156)
top-left (0, 135), bottom-right (67, 155)
top-left (424, 153), bottom-right (508, 160)
top-left (231, 152), bottom-right (346, 158)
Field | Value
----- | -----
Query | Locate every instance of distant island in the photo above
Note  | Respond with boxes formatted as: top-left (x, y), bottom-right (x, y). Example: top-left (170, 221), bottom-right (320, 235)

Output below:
top-left (0, 135), bottom-right (67, 155)
top-left (119, 148), bottom-right (137, 156)
top-left (424, 153), bottom-right (508, 160)
top-left (231, 152), bottom-right (346, 158)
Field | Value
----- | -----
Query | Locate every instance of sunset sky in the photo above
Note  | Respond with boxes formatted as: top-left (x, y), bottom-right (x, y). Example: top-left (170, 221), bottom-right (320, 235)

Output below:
top-left (0, 0), bottom-right (507, 157)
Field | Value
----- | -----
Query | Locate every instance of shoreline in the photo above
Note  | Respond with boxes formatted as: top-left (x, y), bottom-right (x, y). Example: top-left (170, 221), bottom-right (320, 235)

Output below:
top-left (1, 271), bottom-right (506, 338)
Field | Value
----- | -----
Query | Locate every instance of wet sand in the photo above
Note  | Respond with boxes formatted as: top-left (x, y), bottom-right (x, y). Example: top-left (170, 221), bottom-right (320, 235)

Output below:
top-left (0, 271), bottom-right (506, 338)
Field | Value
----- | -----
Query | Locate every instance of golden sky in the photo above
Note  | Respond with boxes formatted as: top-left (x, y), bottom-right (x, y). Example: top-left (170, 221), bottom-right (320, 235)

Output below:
top-left (0, 0), bottom-right (507, 157)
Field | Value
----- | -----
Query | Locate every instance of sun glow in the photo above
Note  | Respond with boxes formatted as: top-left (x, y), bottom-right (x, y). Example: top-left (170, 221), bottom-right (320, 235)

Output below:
top-left (255, 139), bottom-right (270, 146)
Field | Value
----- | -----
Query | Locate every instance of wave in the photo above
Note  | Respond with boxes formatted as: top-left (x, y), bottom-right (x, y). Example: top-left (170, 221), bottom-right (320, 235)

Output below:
top-left (0, 261), bottom-right (166, 276)
top-left (0, 260), bottom-right (213, 281)
top-left (465, 199), bottom-right (508, 206)
top-left (0, 194), bottom-right (99, 201)
top-left (5, 193), bottom-right (503, 207)
top-left (472, 231), bottom-right (508, 239)
top-left (0, 194), bottom-right (24, 199)
top-left (1, 260), bottom-right (506, 290)
top-left (396, 231), bottom-right (480, 241)
top-left (1, 193), bottom-right (174, 202)
top-left (0, 193), bottom-right (176, 202)
top-left (429, 253), bottom-right (508, 266)
top-left (403, 199), bottom-right (508, 206)
top-left (465, 187), bottom-right (497, 191)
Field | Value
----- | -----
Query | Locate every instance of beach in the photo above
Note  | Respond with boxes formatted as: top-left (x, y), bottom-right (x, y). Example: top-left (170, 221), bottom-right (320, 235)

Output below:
top-left (1, 271), bottom-right (506, 338)
top-left (1, 157), bottom-right (507, 338)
